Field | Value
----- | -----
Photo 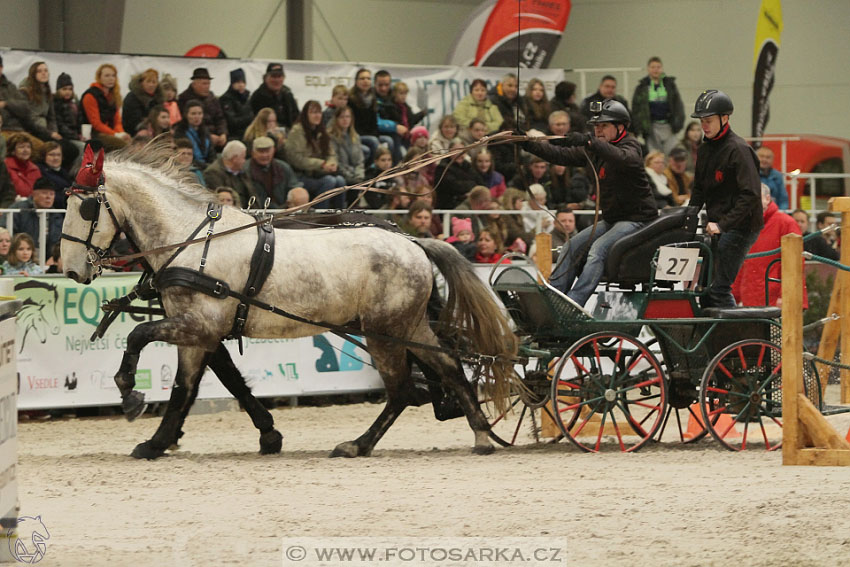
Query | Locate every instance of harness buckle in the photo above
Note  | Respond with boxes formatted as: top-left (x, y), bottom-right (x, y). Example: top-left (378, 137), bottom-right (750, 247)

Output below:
top-left (213, 281), bottom-right (224, 296)
top-left (199, 257), bottom-right (207, 269)
top-left (263, 243), bottom-right (271, 253)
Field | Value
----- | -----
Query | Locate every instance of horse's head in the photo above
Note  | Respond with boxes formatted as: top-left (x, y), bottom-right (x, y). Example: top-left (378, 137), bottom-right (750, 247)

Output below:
top-left (61, 144), bottom-right (120, 284)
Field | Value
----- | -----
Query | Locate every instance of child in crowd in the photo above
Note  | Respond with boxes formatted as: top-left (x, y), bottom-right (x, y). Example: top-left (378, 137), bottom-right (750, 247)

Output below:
top-left (472, 149), bottom-right (506, 199)
top-left (361, 147), bottom-right (398, 209)
top-left (0, 228), bottom-right (11, 263)
top-left (409, 126), bottom-right (429, 151)
top-left (323, 85), bottom-right (349, 127)
top-left (429, 115), bottom-right (459, 155)
top-left (160, 74), bottom-right (182, 125)
top-left (52, 72), bottom-right (85, 170)
top-left (446, 217), bottom-right (476, 261)
top-left (2, 233), bottom-right (43, 276)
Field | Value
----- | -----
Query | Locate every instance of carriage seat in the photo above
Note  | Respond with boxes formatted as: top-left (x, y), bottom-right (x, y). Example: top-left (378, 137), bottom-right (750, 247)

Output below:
top-left (603, 206), bottom-right (701, 286)
top-left (701, 306), bottom-right (782, 320)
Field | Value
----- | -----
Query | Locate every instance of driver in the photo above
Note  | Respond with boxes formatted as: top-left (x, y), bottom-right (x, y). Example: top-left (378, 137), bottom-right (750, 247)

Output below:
top-left (687, 90), bottom-right (763, 308)
top-left (520, 99), bottom-right (658, 306)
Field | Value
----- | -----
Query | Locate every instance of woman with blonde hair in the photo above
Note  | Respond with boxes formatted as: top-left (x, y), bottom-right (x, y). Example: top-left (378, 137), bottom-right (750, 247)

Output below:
top-left (0, 228), bottom-right (11, 264)
top-left (81, 63), bottom-right (129, 151)
top-left (243, 107), bottom-right (286, 159)
top-left (122, 68), bottom-right (163, 136)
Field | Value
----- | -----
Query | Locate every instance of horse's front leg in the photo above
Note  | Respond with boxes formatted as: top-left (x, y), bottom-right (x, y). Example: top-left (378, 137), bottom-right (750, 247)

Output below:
top-left (131, 346), bottom-right (210, 460)
top-left (115, 315), bottom-right (215, 421)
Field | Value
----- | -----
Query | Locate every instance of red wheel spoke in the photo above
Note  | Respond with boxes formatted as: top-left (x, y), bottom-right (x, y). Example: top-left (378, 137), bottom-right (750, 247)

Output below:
top-left (716, 362), bottom-right (734, 379)
top-left (592, 339), bottom-right (602, 370)
top-left (570, 355), bottom-right (590, 375)
top-left (556, 379), bottom-right (582, 391)
top-left (621, 406), bottom-right (649, 438)
top-left (619, 376), bottom-right (661, 392)
top-left (740, 419), bottom-right (749, 450)
top-left (632, 400), bottom-right (662, 411)
top-left (769, 416), bottom-right (783, 428)
top-left (572, 408), bottom-right (597, 436)
top-left (758, 415), bottom-right (771, 450)
top-left (756, 344), bottom-right (766, 366)
top-left (610, 413), bottom-right (626, 451)
top-left (510, 405), bottom-right (527, 445)
top-left (594, 411), bottom-right (607, 451)
top-left (736, 346), bottom-right (748, 370)
top-left (708, 405), bottom-right (728, 418)
top-left (614, 339), bottom-right (624, 365)
top-left (626, 352), bottom-right (647, 372)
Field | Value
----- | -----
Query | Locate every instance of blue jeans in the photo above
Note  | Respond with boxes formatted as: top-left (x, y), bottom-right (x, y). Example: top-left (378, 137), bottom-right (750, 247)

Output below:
top-left (550, 219), bottom-right (646, 306)
top-left (302, 174), bottom-right (347, 209)
top-left (704, 229), bottom-right (760, 308)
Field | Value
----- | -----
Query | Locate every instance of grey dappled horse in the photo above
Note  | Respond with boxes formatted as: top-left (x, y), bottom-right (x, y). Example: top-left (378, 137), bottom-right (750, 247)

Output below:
top-left (61, 143), bottom-right (519, 459)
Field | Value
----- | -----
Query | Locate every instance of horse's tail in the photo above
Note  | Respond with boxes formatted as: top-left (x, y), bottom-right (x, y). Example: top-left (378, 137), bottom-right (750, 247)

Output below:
top-left (417, 238), bottom-right (520, 414)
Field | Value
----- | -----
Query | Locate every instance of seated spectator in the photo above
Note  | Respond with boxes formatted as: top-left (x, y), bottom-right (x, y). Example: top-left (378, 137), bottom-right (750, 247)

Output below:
top-left (215, 186), bottom-right (240, 207)
top-left (644, 151), bottom-right (674, 208)
top-left (409, 125), bottom-right (429, 152)
top-left (160, 74), bottom-right (181, 125)
top-left (453, 79), bottom-right (502, 134)
top-left (220, 68), bottom-right (254, 142)
top-left (250, 62), bottom-right (299, 130)
top-left (733, 184), bottom-right (807, 307)
top-left (547, 110), bottom-right (570, 139)
top-left (489, 73), bottom-right (527, 129)
top-left (322, 85), bottom-right (348, 127)
top-left (0, 55), bottom-right (46, 155)
top-left (663, 147), bottom-right (692, 205)
top-left (172, 101), bottom-right (216, 167)
top-left (434, 141), bottom-right (480, 209)
top-left (409, 186), bottom-right (442, 237)
top-left (446, 217), bottom-right (476, 260)
top-left (10, 177), bottom-right (62, 253)
top-left (243, 107), bottom-right (286, 158)
top-left (362, 147), bottom-right (399, 209)
top-left (245, 135), bottom-right (303, 208)
top-left (401, 200), bottom-right (434, 238)
top-left (549, 163), bottom-right (591, 212)
top-left (203, 140), bottom-right (251, 205)
top-left (678, 121), bottom-right (701, 174)
top-left (500, 188), bottom-right (530, 244)
top-left (0, 228), bottom-right (10, 263)
top-left (36, 141), bottom-right (71, 208)
top-left (804, 211), bottom-right (839, 261)
top-left (757, 146), bottom-right (788, 209)
top-left (551, 207), bottom-right (578, 261)
top-left (147, 105), bottom-right (172, 137)
top-left (522, 183), bottom-right (553, 234)
top-left (0, 150), bottom-right (14, 208)
top-left (5, 134), bottom-right (41, 197)
top-left (19, 62), bottom-right (78, 168)
top-left (474, 229), bottom-right (509, 264)
top-left (471, 149), bottom-right (505, 199)
top-left (173, 137), bottom-right (206, 186)
top-left (391, 81), bottom-right (429, 150)
top-left (286, 186), bottom-right (310, 209)
top-left (1, 233), bottom-right (43, 276)
top-left (580, 75), bottom-right (630, 122)
top-left (348, 68), bottom-right (394, 164)
top-left (523, 78), bottom-right (552, 133)
top-left (490, 117), bottom-right (520, 182)
top-left (791, 208), bottom-right (809, 234)
top-left (373, 70), bottom-right (406, 164)
top-left (52, 72), bottom-right (85, 169)
top-left (510, 156), bottom-right (551, 199)
top-left (379, 189), bottom-right (410, 225)
top-left (400, 147), bottom-right (430, 192)
top-left (429, 115), bottom-right (460, 155)
top-left (455, 185), bottom-right (493, 236)
top-left (460, 118), bottom-right (489, 146)
top-left (550, 81), bottom-right (585, 133)
top-left (328, 106), bottom-right (365, 186)
top-left (81, 63), bottom-right (130, 152)
top-left (122, 68), bottom-right (163, 137)
top-left (177, 68), bottom-right (227, 148)
top-left (286, 100), bottom-right (346, 209)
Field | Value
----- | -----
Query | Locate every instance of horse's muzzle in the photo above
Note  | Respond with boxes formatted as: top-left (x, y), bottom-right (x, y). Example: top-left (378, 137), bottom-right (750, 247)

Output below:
top-left (65, 270), bottom-right (91, 285)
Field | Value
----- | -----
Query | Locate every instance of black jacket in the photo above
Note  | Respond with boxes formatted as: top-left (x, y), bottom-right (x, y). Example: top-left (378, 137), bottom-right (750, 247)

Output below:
top-left (631, 75), bottom-right (685, 137)
top-left (434, 160), bottom-right (482, 209)
top-left (524, 133), bottom-right (658, 225)
top-left (53, 95), bottom-right (82, 140)
top-left (249, 84), bottom-right (299, 130)
top-left (219, 87), bottom-right (254, 140)
top-left (122, 77), bottom-right (164, 136)
top-left (689, 125), bottom-right (763, 233)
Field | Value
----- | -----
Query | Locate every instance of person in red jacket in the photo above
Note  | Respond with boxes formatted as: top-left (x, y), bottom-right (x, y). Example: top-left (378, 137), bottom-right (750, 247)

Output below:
top-left (732, 183), bottom-right (807, 307)
top-left (81, 63), bottom-right (130, 152)
top-left (4, 133), bottom-right (41, 198)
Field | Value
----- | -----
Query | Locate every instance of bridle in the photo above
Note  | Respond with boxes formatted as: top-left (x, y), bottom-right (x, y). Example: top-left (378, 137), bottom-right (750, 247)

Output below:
top-left (60, 179), bottom-right (125, 276)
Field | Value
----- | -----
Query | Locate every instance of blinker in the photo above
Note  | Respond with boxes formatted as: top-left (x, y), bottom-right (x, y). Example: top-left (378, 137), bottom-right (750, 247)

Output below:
top-left (79, 197), bottom-right (100, 222)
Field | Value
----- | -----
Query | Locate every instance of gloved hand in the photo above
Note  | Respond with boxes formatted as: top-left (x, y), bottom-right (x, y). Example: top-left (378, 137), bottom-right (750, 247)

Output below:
top-left (563, 132), bottom-right (591, 147)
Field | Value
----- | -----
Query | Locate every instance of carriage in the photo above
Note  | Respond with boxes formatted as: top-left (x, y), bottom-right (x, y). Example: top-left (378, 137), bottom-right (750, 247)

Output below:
top-left (486, 205), bottom-right (825, 453)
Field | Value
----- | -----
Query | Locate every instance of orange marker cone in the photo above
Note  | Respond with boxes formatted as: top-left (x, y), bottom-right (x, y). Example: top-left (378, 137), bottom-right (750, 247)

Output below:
top-left (845, 424), bottom-right (850, 443)
top-left (684, 403), bottom-right (742, 439)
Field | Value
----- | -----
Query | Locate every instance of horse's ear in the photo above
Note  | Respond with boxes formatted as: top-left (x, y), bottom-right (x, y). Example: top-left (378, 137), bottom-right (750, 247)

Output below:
top-left (93, 148), bottom-right (105, 175)
top-left (81, 145), bottom-right (94, 168)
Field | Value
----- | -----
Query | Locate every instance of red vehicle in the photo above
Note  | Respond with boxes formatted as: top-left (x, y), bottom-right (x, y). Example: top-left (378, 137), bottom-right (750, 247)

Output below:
top-left (759, 135), bottom-right (850, 210)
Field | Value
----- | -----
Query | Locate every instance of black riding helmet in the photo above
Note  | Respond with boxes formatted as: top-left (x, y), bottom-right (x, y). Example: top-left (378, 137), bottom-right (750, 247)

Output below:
top-left (691, 90), bottom-right (734, 118)
top-left (587, 99), bottom-right (630, 125)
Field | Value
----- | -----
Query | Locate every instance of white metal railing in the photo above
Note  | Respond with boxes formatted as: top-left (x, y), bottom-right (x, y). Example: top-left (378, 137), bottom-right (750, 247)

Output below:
top-left (786, 172), bottom-right (850, 214)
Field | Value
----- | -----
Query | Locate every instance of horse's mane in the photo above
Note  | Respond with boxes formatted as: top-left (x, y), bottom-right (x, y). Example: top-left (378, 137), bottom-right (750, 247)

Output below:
top-left (105, 137), bottom-right (215, 203)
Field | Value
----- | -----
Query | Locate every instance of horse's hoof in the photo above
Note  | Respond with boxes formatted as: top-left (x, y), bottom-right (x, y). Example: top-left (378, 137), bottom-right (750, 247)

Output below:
top-left (472, 444), bottom-right (495, 455)
top-left (330, 441), bottom-right (359, 458)
top-left (122, 391), bottom-right (147, 422)
top-left (131, 441), bottom-right (166, 460)
top-left (259, 430), bottom-right (283, 454)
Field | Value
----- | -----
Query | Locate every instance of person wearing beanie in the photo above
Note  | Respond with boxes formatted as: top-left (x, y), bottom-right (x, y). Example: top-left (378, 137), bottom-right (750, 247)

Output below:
top-left (52, 72), bottom-right (86, 169)
top-left (409, 125), bottom-right (429, 150)
top-left (220, 67), bottom-right (254, 141)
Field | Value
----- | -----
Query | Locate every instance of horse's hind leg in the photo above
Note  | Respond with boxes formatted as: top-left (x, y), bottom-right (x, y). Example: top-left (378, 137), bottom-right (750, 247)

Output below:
top-left (132, 346), bottom-right (210, 460)
top-left (408, 324), bottom-right (494, 455)
top-left (207, 343), bottom-right (282, 454)
top-left (330, 341), bottom-right (411, 458)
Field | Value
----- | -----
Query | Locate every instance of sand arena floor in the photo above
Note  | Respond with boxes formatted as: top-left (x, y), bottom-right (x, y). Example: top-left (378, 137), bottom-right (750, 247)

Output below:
top-left (14, 394), bottom-right (850, 567)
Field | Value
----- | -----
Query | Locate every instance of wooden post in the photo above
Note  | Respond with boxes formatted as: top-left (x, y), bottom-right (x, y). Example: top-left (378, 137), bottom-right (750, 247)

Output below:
top-left (828, 197), bottom-right (850, 403)
top-left (782, 233), bottom-right (804, 464)
top-left (535, 233), bottom-right (552, 283)
top-left (815, 278), bottom-right (841, 398)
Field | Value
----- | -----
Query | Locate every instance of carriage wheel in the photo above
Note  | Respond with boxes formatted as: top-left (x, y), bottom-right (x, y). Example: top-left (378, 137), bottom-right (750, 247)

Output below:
top-left (698, 339), bottom-right (784, 452)
top-left (550, 332), bottom-right (667, 452)
top-left (481, 364), bottom-right (554, 447)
